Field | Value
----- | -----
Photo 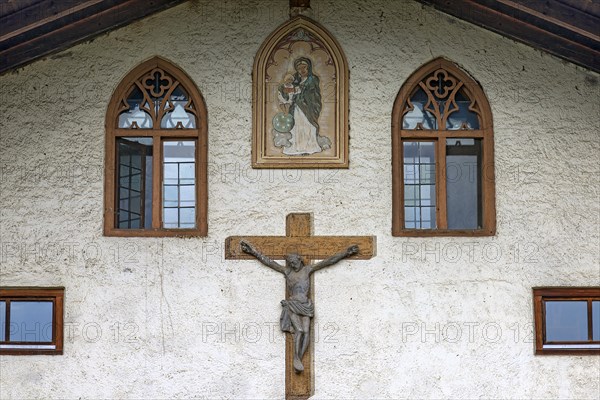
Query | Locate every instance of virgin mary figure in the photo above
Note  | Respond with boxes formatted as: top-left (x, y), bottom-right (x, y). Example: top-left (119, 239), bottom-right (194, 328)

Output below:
top-left (281, 57), bottom-right (331, 155)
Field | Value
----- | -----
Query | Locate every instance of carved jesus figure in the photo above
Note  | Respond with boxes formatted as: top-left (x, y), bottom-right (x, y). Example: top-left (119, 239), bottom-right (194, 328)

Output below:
top-left (240, 240), bottom-right (359, 373)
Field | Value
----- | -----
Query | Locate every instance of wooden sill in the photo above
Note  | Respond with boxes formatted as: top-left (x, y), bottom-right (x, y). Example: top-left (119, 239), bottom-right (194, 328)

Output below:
top-left (104, 227), bottom-right (207, 237)
top-left (392, 228), bottom-right (496, 237)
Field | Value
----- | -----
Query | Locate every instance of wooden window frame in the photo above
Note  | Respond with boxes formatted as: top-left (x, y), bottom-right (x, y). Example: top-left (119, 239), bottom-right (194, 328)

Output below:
top-left (533, 287), bottom-right (600, 355)
top-left (104, 57), bottom-right (208, 237)
top-left (0, 287), bottom-right (64, 355)
top-left (392, 58), bottom-right (496, 237)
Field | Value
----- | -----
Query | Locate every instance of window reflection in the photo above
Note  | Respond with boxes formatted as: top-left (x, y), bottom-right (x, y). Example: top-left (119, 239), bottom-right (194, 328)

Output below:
top-left (403, 87), bottom-right (480, 130)
top-left (161, 103), bottom-right (196, 128)
top-left (161, 87), bottom-right (196, 129)
top-left (403, 142), bottom-right (436, 229)
top-left (545, 301), bottom-right (588, 342)
top-left (446, 89), bottom-right (480, 130)
top-left (593, 301), bottom-right (600, 341)
top-left (446, 138), bottom-right (482, 229)
top-left (403, 88), bottom-right (437, 129)
top-left (118, 105), bottom-right (153, 129)
top-left (117, 137), bottom-right (153, 229)
top-left (163, 141), bottom-right (196, 228)
top-left (0, 302), bottom-right (5, 341)
top-left (9, 301), bottom-right (53, 343)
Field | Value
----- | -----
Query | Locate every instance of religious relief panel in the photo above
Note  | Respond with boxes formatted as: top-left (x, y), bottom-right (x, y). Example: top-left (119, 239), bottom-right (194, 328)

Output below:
top-left (252, 16), bottom-right (349, 168)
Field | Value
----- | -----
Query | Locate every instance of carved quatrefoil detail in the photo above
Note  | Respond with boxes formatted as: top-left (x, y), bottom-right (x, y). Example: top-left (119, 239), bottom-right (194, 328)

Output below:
top-left (425, 69), bottom-right (457, 99)
top-left (142, 68), bottom-right (173, 98)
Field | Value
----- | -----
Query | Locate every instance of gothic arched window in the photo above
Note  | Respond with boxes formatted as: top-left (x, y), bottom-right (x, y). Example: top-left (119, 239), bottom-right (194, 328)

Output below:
top-left (392, 58), bottom-right (496, 236)
top-left (104, 57), bottom-right (208, 237)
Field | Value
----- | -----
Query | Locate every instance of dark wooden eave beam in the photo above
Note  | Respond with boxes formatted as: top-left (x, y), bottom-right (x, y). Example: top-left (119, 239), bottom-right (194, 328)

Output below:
top-left (0, 0), bottom-right (187, 75)
top-left (415, 0), bottom-right (600, 73)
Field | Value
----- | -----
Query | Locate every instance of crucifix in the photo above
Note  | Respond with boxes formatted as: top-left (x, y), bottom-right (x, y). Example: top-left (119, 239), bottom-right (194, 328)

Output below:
top-left (225, 213), bottom-right (376, 400)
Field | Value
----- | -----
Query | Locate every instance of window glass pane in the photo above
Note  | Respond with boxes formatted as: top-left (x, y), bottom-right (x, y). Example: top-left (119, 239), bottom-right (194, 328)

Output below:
top-left (403, 88), bottom-right (438, 129)
top-left (419, 141), bottom-right (435, 162)
top-left (420, 207), bottom-right (435, 229)
top-left (403, 141), bottom-right (418, 164)
top-left (179, 163), bottom-right (195, 184)
top-left (446, 88), bottom-right (480, 130)
top-left (180, 185), bottom-right (195, 207)
top-left (0, 301), bottom-right (5, 341)
top-left (404, 207), bottom-right (417, 228)
top-left (164, 140), bottom-right (195, 162)
top-left (163, 185), bottom-right (178, 207)
top-left (163, 141), bottom-right (196, 229)
top-left (129, 173), bottom-right (142, 192)
top-left (129, 195), bottom-right (141, 214)
top-left (9, 301), bottom-right (53, 343)
top-left (180, 208), bottom-right (196, 228)
top-left (163, 208), bottom-right (179, 228)
top-left (118, 86), bottom-right (153, 128)
top-left (404, 185), bottom-right (417, 206)
top-left (164, 164), bottom-right (178, 185)
top-left (420, 185), bottom-right (435, 206)
top-left (419, 164), bottom-right (435, 184)
top-left (117, 138), bottom-right (153, 229)
top-left (160, 86), bottom-right (196, 129)
top-left (545, 301), bottom-right (588, 342)
top-left (403, 142), bottom-right (436, 229)
top-left (118, 210), bottom-right (130, 224)
top-left (446, 138), bottom-right (481, 230)
top-left (593, 301), bottom-right (600, 341)
top-left (404, 165), bottom-right (417, 184)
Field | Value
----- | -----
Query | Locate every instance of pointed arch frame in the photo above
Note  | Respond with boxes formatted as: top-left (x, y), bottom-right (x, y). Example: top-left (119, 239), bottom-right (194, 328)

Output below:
top-left (252, 16), bottom-right (349, 168)
top-left (104, 56), bottom-right (208, 237)
top-left (392, 57), bottom-right (496, 236)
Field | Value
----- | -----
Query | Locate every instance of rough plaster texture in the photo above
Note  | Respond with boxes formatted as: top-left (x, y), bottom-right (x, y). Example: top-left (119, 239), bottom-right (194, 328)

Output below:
top-left (0, 0), bottom-right (599, 398)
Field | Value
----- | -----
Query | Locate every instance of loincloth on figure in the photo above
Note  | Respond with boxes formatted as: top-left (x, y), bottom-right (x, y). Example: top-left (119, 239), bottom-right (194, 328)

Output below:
top-left (280, 299), bottom-right (314, 333)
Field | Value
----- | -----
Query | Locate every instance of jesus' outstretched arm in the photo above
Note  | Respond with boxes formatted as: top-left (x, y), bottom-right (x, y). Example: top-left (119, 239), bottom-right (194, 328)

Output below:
top-left (240, 240), bottom-right (287, 274)
top-left (310, 245), bottom-right (359, 274)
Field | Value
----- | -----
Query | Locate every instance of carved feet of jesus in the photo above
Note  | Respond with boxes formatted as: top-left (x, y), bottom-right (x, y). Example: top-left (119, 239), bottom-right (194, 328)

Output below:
top-left (293, 355), bottom-right (304, 373)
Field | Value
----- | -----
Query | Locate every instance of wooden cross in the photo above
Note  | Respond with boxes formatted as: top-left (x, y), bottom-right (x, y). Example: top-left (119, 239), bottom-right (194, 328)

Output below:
top-left (225, 213), bottom-right (376, 400)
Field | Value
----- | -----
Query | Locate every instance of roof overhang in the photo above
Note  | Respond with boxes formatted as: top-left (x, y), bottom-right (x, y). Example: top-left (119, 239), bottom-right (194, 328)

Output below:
top-left (415, 0), bottom-right (599, 73)
top-left (0, 0), bottom-right (187, 75)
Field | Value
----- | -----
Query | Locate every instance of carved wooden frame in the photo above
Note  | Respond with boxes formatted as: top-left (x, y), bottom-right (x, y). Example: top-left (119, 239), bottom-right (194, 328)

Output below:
top-left (252, 16), bottom-right (349, 168)
top-left (104, 56), bottom-right (208, 237)
top-left (392, 57), bottom-right (496, 236)
top-left (0, 287), bottom-right (64, 355)
top-left (533, 287), bottom-right (600, 355)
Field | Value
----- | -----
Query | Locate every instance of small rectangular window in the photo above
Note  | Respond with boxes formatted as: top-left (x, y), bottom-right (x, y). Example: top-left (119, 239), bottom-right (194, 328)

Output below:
top-left (533, 287), bottom-right (600, 354)
top-left (0, 288), bottom-right (64, 355)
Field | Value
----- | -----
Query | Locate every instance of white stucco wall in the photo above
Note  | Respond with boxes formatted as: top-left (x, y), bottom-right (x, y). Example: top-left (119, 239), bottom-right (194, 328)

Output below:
top-left (1, 0), bottom-right (599, 398)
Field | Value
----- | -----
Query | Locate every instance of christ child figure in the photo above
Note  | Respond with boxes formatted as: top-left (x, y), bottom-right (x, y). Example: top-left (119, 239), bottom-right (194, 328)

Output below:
top-left (278, 73), bottom-right (299, 113)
